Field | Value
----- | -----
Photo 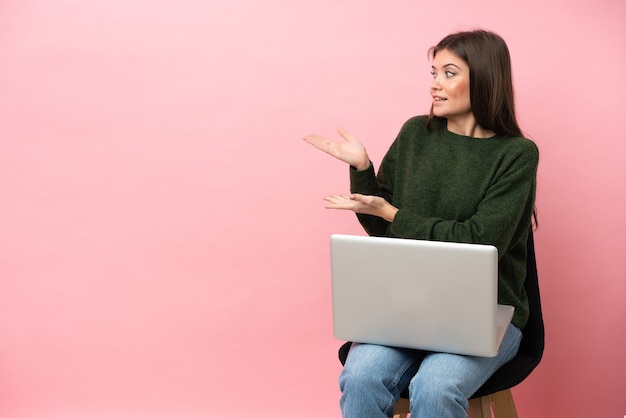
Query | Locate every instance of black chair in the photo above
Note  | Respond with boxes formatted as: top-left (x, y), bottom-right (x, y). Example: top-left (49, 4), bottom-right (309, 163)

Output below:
top-left (338, 231), bottom-right (544, 417)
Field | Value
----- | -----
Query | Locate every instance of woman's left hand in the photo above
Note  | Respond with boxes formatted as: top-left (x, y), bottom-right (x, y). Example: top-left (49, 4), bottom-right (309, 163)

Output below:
top-left (323, 193), bottom-right (398, 222)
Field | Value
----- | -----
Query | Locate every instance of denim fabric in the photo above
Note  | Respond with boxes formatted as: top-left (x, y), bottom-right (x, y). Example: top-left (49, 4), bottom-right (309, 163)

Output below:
top-left (339, 323), bottom-right (522, 418)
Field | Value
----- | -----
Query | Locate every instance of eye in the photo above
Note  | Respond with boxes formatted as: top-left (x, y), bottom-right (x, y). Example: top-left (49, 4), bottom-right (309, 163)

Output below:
top-left (445, 70), bottom-right (456, 78)
top-left (430, 71), bottom-right (437, 79)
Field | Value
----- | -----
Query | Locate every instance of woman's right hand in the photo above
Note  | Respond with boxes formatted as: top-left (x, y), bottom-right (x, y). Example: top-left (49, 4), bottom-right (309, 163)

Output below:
top-left (303, 127), bottom-right (371, 171)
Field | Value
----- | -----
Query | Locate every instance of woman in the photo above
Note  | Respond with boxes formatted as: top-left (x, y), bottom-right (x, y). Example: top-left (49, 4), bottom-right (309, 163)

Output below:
top-left (304, 30), bottom-right (538, 418)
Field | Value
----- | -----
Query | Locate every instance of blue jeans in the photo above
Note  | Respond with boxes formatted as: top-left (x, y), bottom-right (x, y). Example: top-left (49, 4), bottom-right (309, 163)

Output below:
top-left (339, 323), bottom-right (522, 418)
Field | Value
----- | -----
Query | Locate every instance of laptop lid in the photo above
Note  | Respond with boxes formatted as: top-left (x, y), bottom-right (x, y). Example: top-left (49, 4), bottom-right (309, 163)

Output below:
top-left (330, 234), bottom-right (514, 357)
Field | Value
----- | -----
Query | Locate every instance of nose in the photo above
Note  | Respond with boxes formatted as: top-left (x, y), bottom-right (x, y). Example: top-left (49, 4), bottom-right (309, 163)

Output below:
top-left (430, 75), bottom-right (441, 91)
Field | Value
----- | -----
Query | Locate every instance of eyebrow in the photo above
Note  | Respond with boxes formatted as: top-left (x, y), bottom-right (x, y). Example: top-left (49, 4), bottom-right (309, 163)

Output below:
top-left (431, 63), bottom-right (463, 70)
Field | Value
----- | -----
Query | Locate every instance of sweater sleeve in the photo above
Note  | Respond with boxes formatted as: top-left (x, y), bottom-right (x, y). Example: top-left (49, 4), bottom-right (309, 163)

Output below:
top-left (349, 164), bottom-right (391, 236)
top-left (348, 132), bottom-right (400, 236)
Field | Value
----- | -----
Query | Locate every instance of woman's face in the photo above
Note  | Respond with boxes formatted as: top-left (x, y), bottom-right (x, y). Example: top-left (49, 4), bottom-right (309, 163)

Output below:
top-left (430, 48), bottom-right (473, 126)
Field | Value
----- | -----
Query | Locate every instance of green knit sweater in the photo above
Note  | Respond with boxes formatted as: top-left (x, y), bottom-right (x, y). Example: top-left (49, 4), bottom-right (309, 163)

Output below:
top-left (350, 116), bottom-right (538, 330)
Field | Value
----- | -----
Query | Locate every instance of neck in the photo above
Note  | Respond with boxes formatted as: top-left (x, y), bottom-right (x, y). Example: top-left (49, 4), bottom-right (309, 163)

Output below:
top-left (446, 118), bottom-right (495, 138)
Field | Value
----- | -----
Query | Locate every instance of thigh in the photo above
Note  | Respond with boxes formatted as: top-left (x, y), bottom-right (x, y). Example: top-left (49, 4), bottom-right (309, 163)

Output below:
top-left (411, 323), bottom-right (523, 398)
top-left (341, 343), bottom-right (425, 394)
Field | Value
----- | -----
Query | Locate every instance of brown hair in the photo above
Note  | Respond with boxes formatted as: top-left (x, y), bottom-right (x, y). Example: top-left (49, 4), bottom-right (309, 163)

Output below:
top-left (427, 30), bottom-right (522, 137)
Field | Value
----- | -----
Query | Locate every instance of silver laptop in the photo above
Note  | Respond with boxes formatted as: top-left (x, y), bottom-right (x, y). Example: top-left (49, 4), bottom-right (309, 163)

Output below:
top-left (330, 234), bottom-right (514, 357)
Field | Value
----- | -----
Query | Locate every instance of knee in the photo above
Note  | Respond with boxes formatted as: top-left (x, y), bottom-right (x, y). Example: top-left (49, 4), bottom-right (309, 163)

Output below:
top-left (408, 373), bottom-right (468, 413)
top-left (339, 359), bottom-right (387, 394)
top-left (339, 344), bottom-right (403, 395)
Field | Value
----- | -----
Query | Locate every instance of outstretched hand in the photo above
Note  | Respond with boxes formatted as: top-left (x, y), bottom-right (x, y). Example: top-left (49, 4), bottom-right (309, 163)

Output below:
top-left (303, 127), bottom-right (371, 171)
top-left (324, 194), bottom-right (398, 222)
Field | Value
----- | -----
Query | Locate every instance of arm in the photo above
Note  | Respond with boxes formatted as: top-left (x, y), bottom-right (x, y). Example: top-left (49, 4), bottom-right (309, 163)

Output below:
top-left (349, 161), bottom-right (396, 237)
top-left (304, 127), bottom-right (399, 236)
top-left (388, 141), bottom-right (538, 254)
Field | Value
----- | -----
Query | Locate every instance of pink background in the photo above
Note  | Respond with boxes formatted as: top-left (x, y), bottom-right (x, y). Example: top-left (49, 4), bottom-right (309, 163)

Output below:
top-left (1, 1), bottom-right (624, 417)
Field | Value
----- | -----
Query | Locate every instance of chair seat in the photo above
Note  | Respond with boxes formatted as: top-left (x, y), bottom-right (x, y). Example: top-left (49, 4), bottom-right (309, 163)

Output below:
top-left (394, 389), bottom-right (521, 418)
top-left (472, 353), bottom-right (538, 398)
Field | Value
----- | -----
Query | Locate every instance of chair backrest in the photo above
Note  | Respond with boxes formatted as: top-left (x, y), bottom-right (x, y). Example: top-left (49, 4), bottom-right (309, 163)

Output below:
top-left (518, 230), bottom-right (544, 360)
top-left (471, 229), bottom-right (544, 397)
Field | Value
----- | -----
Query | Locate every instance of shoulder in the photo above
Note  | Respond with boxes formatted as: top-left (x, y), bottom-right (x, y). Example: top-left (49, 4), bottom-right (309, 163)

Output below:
top-left (399, 115), bottom-right (431, 132)
top-left (394, 115), bottom-right (443, 143)
top-left (492, 136), bottom-right (539, 177)
top-left (501, 136), bottom-right (539, 162)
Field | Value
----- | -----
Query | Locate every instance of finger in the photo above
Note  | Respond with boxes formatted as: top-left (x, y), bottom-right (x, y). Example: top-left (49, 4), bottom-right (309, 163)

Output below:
top-left (349, 193), bottom-right (366, 202)
top-left (336, 127), bottom-right (354, 142)
top-left (324, 194), bottom-right (353, 208)
top-left (324, 194), bottom-right (351, 203)
top-left (325, 200), bottom-right (355, 210)
top-left (303, 134), bottom-right (330, 148)
top-left (303, 134), bottom-right (338, 156)
top-left (325, 205), bottom-right (354, 211)
top-left (350, 193), bottom-right (380, 207)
